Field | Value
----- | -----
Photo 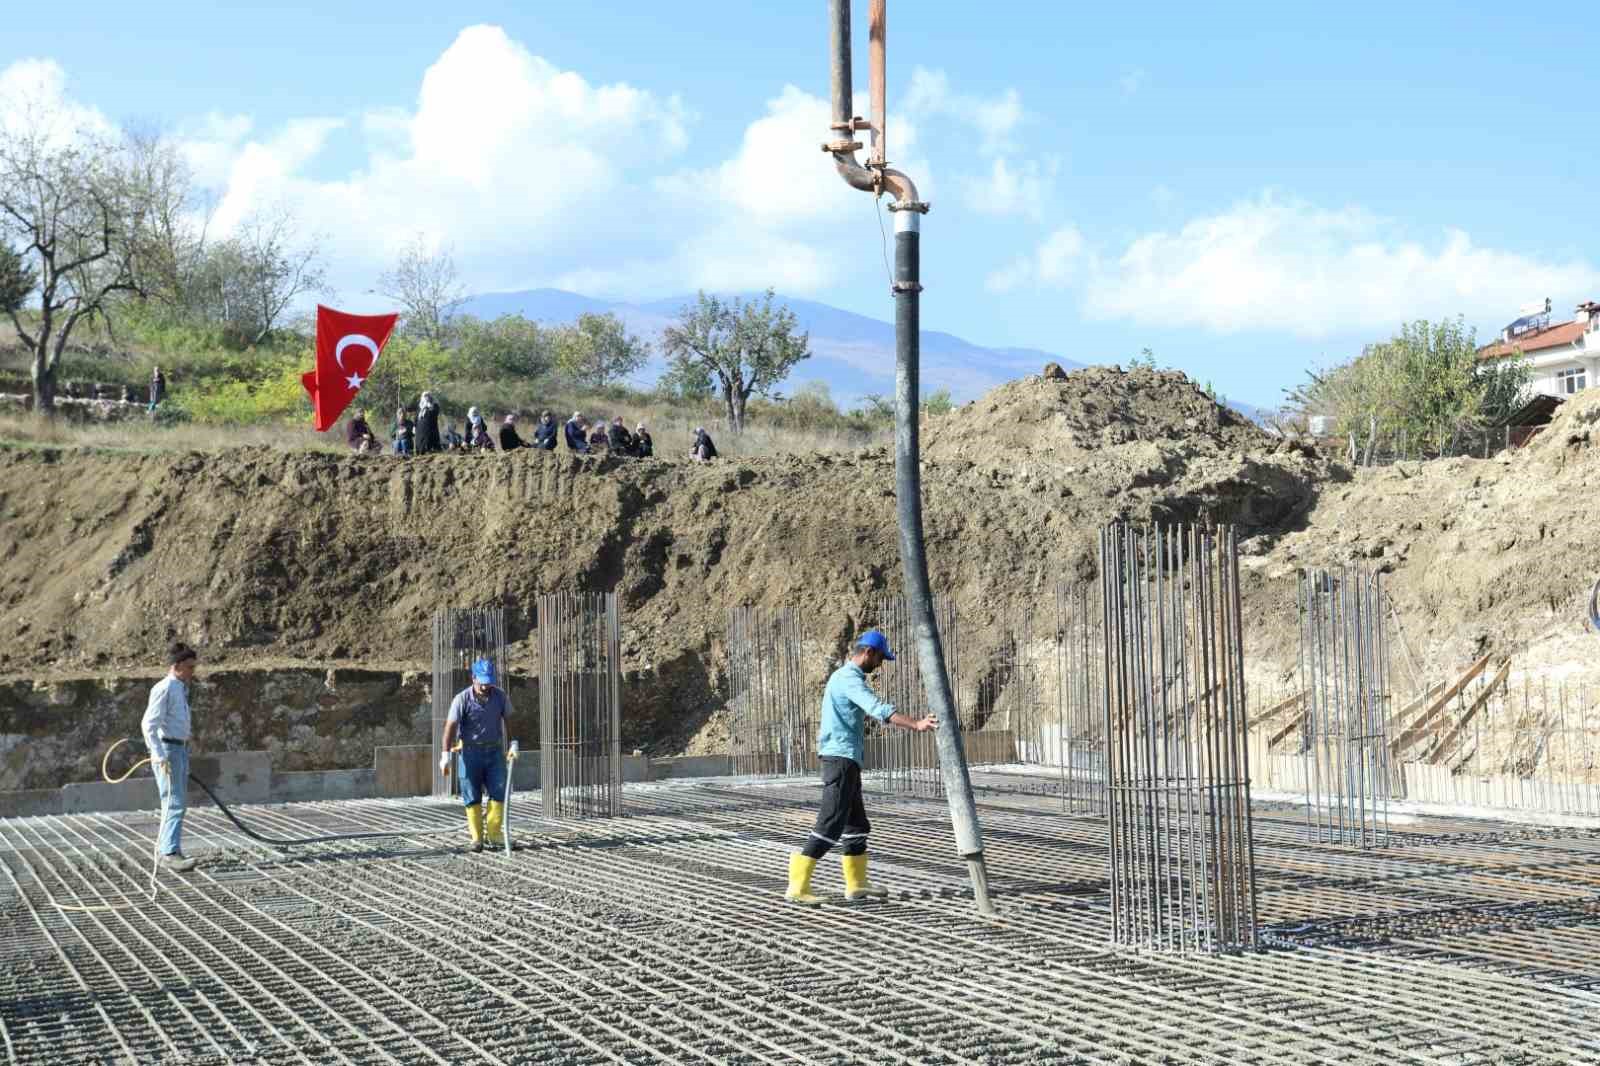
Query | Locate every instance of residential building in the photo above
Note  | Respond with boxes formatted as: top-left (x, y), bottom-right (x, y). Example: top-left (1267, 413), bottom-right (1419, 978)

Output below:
top-left (1477, 300), bottom-right (1600, 397)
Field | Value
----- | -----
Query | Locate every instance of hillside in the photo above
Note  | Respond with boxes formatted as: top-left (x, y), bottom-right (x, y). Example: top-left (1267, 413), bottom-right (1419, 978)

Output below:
top-left (2, 365), bottom-right (1596, 770)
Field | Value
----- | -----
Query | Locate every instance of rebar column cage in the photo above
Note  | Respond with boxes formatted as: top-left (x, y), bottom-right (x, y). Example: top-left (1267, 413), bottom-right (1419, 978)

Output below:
top-left (727, 607), bottom-right (814, 776)
top-left (1055, 581), bottom-right (1108, 816)
top-left (1299, 567), bottom-right (1393, 848)
top-left (1101, 523), bottom-right (1259, 953)
top-left (538, 591), bottom-right (623, 819)
top-left (431, 608), bottom-right (508, 799)
top-left (869, 594), bottom-right (962, 796)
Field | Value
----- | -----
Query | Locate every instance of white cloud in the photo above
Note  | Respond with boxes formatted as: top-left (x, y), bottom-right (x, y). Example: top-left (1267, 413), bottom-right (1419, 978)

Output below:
top-left (990, 194), bottom-right (1600, 335)
top-left (903, 67), bottom-right (1022, 154)
top-left (1119, 69), bottom-right (1147, 96)
top-left (961, 156), bottom-right (1058, 220)
top-left (987, 225), bottom-right (1088, 292)
top-left (0, 57), bottom-right (116, 144)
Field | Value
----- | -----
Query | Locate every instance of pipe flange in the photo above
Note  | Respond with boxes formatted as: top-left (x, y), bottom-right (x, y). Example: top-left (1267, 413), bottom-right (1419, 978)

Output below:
top-left (822, 139), bottom-right (865, 153)
top-left (886, 199), bottom-right (930, 214)
top-left (891, 281), bottom-right (924, 294)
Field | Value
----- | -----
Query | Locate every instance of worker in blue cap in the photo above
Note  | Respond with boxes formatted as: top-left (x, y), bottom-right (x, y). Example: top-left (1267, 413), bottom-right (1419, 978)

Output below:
top-left (785, 629), bottom-right (936, 905)
top-left (439, 658), bottom-right (516, 852)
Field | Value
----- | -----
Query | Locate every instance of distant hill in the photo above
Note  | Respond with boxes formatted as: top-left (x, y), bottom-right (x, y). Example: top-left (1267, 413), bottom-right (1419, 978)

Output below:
top-left (458, 288), bottom-right (1084, 408)
top-left (459, 288), bottom-right (1269, 423)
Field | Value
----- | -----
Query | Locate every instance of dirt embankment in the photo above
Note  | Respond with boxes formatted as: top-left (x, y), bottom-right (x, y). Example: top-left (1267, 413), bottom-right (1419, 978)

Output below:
top-left (3, 365), bottom-right (1597, 766)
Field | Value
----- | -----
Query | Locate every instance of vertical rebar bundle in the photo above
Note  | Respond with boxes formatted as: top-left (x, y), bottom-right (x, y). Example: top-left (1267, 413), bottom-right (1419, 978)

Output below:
top-left (1299, 567), bottom-right (1393, 848)
top-left (1101, 523), bottom-right (1259, 953)
top-left (1055, 582), bottom-right (1108, 816)
top-left (431, 608), bottom-right (507, 799)
top-left (727, 607), bottom-right (813, 777)
top-left (538, 591), bottom-right (622, 819)
top-left (870, 594), bottom-right (961, 796)
top-left (977, 618), bottom-right (1041, 763)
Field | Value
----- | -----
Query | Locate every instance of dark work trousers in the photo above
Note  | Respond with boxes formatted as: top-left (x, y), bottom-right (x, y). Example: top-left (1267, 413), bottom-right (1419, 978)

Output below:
top-left (802, 756), bottom-right (870, 859)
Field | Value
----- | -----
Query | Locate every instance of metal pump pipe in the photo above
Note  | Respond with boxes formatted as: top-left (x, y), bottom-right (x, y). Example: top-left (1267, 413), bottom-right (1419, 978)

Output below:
top-left (825, 0), bottom-right (995, 916)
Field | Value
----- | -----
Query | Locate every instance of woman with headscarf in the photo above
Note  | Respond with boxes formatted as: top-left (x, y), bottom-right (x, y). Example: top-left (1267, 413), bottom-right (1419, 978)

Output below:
top-left (415, 391), bottom-right (442, 454)
top-left (499, 413), bottom-right (528, 450)
top-left (587, 418), bottom-right (611, 452)
top-left (634, 423), bottom-right (653, 458)
top-left (391, 406), bottom-right (415, 456)
top-left (466, 407), bottom-right (494, 450)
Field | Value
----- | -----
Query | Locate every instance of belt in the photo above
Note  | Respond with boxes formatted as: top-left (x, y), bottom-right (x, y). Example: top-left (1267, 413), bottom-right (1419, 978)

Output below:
top-left (460, 741), bottom-right (502, 749)
top-left (161, 737), bottom-right (187, 746)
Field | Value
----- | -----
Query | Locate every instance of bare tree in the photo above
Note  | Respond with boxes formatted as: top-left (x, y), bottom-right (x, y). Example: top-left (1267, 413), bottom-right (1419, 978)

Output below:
top-left (661, 290), bottom-right (810, 433)
top-left (0, 103), bottom-right (156, 411)
top-left (188, 204), bottom-right (328, 346)
top-left (376, 233), bottom-right (465, 343)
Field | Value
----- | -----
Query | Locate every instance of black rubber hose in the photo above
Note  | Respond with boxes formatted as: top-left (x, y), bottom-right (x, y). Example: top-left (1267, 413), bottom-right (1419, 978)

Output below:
top-left (184, 771), bottom-right (460, 847)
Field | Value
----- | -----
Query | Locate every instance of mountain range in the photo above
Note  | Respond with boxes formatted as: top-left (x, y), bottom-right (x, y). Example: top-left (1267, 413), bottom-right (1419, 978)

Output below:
top-left (459, 288), bottom-right (1266, 421)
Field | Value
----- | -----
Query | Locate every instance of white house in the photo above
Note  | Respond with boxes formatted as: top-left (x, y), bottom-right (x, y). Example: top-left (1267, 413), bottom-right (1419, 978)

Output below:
top-left (1478, 300), bottom-right (1600, 397)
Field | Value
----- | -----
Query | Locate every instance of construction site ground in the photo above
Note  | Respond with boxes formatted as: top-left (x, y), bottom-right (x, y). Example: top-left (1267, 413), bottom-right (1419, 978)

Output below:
top-left (4, 772), bottom-right (1600, 1065)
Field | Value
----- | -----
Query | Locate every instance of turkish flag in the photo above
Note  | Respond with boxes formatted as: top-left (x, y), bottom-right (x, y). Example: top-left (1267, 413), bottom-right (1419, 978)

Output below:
top-left (301, 305), bottom-right (399, 431)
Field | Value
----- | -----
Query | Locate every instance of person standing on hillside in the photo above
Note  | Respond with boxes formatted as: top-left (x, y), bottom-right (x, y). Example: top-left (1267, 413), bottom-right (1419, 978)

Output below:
top-left (439, 659), bottom-right (515, 853)
top-left (140, 643), bottom-right (201, 872)
top-left (416, 392), bottom-right (442, 454)
top-left (564, 411), bottom-right (588, 452)
top-left (148, 366), bottom-right (166, 412)
top-left (784, 630), bottom-right (936, 905)
top-left (533, 410), bottom-right (559, 450)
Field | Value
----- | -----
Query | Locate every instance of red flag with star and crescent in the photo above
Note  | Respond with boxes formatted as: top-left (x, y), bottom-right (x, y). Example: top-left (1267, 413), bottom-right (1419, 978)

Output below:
top-left (302, 305), bottom-right (399, 431)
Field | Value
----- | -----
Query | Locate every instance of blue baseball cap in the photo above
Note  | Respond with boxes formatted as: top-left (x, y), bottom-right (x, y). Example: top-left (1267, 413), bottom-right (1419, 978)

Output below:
top-left (471, 658), bottom-right (496, 685)
top-left (856, 630), bottom-right (895, 661)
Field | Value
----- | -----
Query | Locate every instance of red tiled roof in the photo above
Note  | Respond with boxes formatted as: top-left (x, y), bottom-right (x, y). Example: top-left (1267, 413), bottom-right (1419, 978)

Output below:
top-left (1478, 320), bottom-right (1586, 361)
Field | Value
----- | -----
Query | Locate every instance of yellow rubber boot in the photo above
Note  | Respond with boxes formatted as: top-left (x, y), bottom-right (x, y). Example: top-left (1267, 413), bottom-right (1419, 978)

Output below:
top-left (785, 853), bottom-right (823, 906)
top-left (484, 800), bottom-right (506, 847)
top-left (464, 805), bottom-right (484, 852)
top-left (842, 854), bottom-right (889, 902)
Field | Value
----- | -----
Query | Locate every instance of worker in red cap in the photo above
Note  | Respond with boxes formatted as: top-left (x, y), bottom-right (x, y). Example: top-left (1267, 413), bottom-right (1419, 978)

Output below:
top-left (785, 629), bottom-right (936, 905)
top-left (439, 658), bottom-right (516, 852)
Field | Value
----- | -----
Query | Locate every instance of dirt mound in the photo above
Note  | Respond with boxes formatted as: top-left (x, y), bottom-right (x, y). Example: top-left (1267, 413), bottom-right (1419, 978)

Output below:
top-left (924, 366), bottom-right (1270, 463)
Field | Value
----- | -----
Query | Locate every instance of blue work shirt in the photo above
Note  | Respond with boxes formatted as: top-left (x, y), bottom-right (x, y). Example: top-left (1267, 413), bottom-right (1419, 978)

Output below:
top-left (447, 685), bottom-right (511, 745)
top-left (816, 662), bottom-right (896, 765)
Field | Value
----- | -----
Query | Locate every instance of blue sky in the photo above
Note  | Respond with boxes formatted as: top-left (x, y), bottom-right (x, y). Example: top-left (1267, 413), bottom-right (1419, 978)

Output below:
top-left (5, 2), bottom-right (1597, 409)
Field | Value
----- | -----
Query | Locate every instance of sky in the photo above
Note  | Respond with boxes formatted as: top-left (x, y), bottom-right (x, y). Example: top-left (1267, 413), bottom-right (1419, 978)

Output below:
top-left (4, 1), bottom-right (1597, 409)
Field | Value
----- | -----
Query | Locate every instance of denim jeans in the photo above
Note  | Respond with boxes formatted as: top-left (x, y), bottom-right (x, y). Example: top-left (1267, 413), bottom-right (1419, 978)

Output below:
top-left (457, 746), bottom-right (507, 807)
top-left (155, 744), bottom-right (189, 856)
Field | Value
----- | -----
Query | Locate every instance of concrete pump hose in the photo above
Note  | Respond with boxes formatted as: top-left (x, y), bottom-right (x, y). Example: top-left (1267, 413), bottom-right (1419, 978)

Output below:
top-left (1590, 577), bottom-right (1600, 633)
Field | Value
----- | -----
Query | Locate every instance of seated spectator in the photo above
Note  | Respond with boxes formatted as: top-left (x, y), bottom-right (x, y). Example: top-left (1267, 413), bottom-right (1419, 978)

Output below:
top-left (443, 422), bottom-right (465, 449)
top-left (608, 416), bottom-right (635, 455)
top-left (347, 409), bottom-right (379, 452)
top-left (466, 407), bottom-right (494, 450)
top-left (499, 413), bottom-right (528, 450)
top-left (691, 426), bottom-right (718, 462)
top-left (634, 423), bottom-right (653, 458)
top-left (564, 410), bottom-right (588, 452)
top-left (415, 391), bottom-right (442, 454)
top-left (392, 407), bottom-right (416, 456)
top-left (533, 410), bottom-right (559, 450)
top-left (588, 419), bottom-right (611, 452)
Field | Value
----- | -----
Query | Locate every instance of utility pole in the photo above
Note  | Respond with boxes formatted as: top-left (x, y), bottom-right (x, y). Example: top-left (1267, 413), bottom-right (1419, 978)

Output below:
top-left (822, 0), bottom-right (996, 916)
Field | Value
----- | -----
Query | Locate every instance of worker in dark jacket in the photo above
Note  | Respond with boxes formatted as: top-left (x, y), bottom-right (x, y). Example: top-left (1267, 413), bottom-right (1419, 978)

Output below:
top-left (563, 411), bottom-right (588, 452)
top-left (608, 416), bottom-right (635, 455)
top-left (532, 410), bottom-right (559, 450)
top-left (634, 423), bottom-right (653, 458)
top-left (499, 414), bottom-right (528, 450)
top-left (415, 392), bottom-right (442, 454)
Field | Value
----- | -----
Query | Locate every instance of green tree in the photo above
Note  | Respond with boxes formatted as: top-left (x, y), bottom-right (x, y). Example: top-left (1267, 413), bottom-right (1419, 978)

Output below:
top-left (655, 357), bottom-right (714, 402)
top-left (552, 312), bottom-right (650, 390)
top-left (455, 314), bottom-right (553, 380)
top-left (0, 241), bottom-right (35, 314)
top-left (921, 387), bottom-right (954, 416)
top-left (660, 289), bottom-right (810, 434)
top-left (855, 392), bottom-right (894, 421)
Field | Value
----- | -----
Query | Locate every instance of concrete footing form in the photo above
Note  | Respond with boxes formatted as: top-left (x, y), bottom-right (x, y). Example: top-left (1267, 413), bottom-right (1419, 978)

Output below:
top-left (4, 771), bottom-right (1600, 1064)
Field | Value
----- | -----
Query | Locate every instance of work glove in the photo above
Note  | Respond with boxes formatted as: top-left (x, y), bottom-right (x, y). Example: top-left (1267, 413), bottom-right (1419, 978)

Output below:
top-left (439, 754), bottom-right (452, 776)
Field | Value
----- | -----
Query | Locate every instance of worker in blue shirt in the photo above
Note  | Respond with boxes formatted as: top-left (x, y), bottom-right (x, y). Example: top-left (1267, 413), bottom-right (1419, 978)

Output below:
top-left (785, 629), bottom-right (936, 905)
top-left (439, 659), bottom-right (517, 852)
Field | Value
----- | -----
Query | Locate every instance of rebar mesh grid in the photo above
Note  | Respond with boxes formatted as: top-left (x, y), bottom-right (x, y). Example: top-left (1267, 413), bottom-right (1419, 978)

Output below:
top-left (1299, 567), bottom-right (1393, 848)
top-left (726, 606), bottom-right (815, 777)
top-left (538, 591), bottom-right (622, 819)
top-left (430, 608), bottom-right (506, 799)
top-left (1056, 581), bottom-right (1109, 816)
top-left (868, 594), bottom-right (963, 795)
top-left (1101, 522), bottom-right (1259, 953)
